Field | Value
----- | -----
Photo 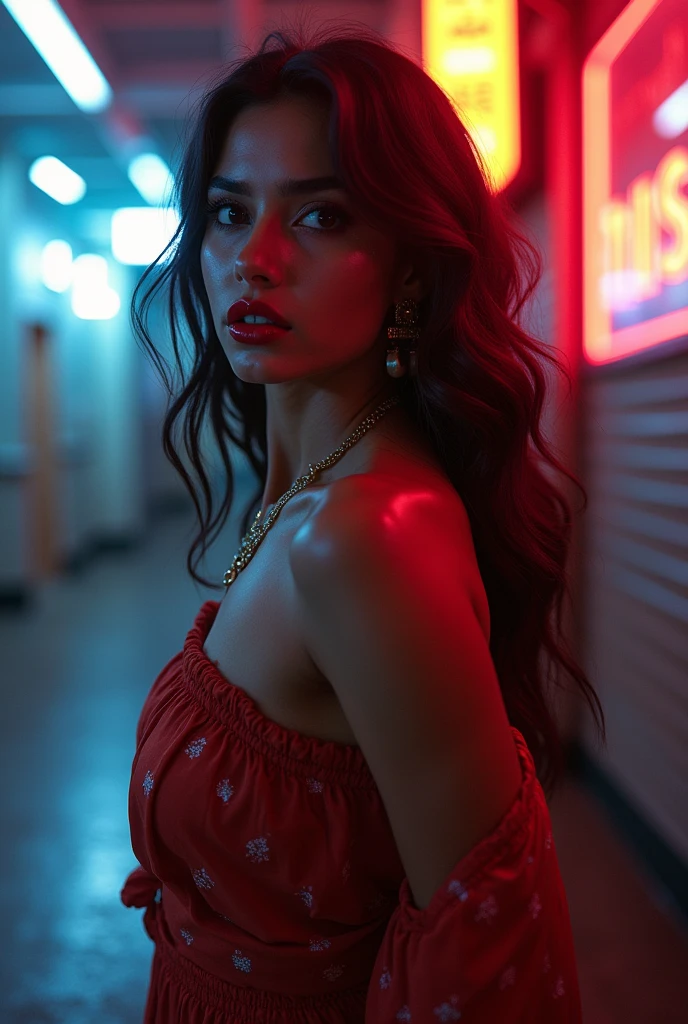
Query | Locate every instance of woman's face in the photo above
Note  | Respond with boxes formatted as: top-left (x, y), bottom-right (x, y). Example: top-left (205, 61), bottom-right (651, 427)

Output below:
top-left (200, 94), bottom-right (405, 386)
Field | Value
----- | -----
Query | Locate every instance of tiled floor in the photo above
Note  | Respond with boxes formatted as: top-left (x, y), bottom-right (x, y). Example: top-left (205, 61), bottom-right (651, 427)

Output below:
top-left (2, 504), bottom-right (687, 1022)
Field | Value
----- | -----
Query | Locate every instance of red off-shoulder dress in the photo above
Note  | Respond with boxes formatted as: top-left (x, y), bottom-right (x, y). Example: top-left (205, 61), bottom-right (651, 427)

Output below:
top-left (121, 599), bottom-right (582, 1023)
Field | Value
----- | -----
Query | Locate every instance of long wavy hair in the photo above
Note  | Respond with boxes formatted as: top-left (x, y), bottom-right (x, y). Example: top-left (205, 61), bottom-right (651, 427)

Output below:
top-left (132, 20), bottom-right (606, 798)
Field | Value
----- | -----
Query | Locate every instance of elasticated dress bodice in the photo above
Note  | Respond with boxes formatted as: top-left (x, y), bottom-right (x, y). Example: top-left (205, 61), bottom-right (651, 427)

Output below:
top-left (121, 599), bottom-right (582, 1023)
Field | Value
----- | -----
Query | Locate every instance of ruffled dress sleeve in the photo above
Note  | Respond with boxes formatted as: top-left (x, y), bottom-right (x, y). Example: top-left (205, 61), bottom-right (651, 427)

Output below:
top-left (365, 728), bottom-right (583, 1023)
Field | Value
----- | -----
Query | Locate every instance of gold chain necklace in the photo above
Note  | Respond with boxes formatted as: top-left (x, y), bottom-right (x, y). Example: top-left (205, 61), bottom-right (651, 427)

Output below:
top-left (222, 394), bottom-right (402, 587)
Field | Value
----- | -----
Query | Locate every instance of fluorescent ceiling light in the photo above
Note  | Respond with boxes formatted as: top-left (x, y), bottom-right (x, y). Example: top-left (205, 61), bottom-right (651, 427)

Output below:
top-left (71, 253), bottom-right (120, 320)
top-left (111, 207), bottom-right (180, 265)
top-left (72, 285), bottom-right (120, 320)
top-left (29, 156), bottom-right (86, 204)
top-left (41, 239), bottom-right (73, 292)
top-left (72, 253), bottom-right (108, 289)
top-left (127, 153), bottom-right (175, 206)
top-left (653, 79), bottom-right (688, 139)
top-left (2, 0), bottom-right (112, 113)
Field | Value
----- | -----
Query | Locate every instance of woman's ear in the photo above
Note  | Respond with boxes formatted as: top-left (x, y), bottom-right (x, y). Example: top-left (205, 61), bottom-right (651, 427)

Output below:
top-left (395, 250), bottom-right (431, 304)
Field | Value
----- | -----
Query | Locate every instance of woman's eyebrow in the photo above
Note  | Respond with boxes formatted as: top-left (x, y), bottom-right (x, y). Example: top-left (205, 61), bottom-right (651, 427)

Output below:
top-left (207, 175), bottom-right (346, 197)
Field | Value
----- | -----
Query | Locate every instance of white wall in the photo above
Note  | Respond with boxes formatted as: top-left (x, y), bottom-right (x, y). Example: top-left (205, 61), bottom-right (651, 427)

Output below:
top-left (0, 152), bottom-right (30, 588)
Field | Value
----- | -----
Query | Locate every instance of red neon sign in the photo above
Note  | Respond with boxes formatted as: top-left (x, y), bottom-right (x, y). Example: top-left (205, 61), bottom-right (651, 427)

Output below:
top-left (583, 0), bottom-right (688, 365)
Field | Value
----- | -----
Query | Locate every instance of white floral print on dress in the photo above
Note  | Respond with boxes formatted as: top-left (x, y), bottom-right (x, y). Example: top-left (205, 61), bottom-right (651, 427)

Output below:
top-left (232, 949), bottom-right (252, 973)
top-left (245, 836), bottom-right (270, 863)
top-left (529, 890), bottom-right (543, 919)
top-left (296, 885), bottom-right (313, 908)
top-left (474, 892), bottom-right (499, 924)
top-left (192, 867), bottom-right (215, 890)
top-left (185, 737), bottom-right (207, 758)
top-left (216, 779), bottom-right (234, 803)
top-left (432, 995), bottom-right (462, 1021)
top-left (309, 936), bottom-right (332, 952)
top-left (499, 965), bottom-right (516, 990)
top-left (142, 770), bottom-right (154, 796)
top-left (180, 928), bottom-right (194, 945)
top-left (447, 878), bottom-right (469, 901)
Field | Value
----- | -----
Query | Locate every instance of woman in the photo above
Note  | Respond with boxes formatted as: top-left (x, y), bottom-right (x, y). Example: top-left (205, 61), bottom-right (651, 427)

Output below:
top-left (122, 22), bottom-right (605, 1023)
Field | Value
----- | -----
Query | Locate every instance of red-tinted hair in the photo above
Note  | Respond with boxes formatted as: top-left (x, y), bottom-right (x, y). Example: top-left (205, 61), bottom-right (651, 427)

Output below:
top-left (132, 21), bottom-right (606, 798)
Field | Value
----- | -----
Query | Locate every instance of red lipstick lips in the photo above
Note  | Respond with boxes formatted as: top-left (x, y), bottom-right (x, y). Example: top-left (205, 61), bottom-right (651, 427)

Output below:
top-left (229, 321), bottom-right (290, 343)
top-left (226, 299), bottom-right (291, 329)
top-left (226, 298), bottom-right (292, 345)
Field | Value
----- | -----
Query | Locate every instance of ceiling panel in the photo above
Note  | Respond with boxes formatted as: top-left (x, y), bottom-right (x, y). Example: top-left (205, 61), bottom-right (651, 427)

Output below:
top-left (103, 26), bottom-right (225, 66)
top-left (84, 1), bottom-right (222, 27)
top-left (83, 0), bottom-right (218, 5)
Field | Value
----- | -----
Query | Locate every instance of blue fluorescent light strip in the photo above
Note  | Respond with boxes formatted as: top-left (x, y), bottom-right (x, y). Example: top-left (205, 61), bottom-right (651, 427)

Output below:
top-left (2, 0), bottom-right (112, 113)
top-left (128, 153), bottom-right (175, 206)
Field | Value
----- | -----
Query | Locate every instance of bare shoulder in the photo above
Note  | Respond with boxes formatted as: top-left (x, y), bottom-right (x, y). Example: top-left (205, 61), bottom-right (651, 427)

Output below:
top-left (298, 469), bottom-right (474, 538)
top-left (292, 470), bottom-right (464, 555)
top-left (291, 471), bottom-right (490, 642)
top-left (289, 470), bottom-right (515, 912)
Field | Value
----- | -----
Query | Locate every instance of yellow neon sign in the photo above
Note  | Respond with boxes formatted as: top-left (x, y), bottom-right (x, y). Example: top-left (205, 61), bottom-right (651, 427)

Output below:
top-left (422, 0), bottom-right (521, 192)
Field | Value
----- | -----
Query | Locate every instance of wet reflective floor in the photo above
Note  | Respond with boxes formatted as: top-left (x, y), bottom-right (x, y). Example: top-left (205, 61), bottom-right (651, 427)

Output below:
top-left (2, 505), bottom-right (687, 1022)
top-left (1, 506), bottom-right (212, 1023)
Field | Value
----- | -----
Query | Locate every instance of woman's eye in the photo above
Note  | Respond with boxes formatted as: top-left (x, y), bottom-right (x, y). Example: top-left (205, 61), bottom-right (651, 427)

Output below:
top-left (299, 206), bottom-right (346, 230)
top-left (214, 203), bottom-right (244, 226)
top-left (206, 201), bottom-right (347, 232)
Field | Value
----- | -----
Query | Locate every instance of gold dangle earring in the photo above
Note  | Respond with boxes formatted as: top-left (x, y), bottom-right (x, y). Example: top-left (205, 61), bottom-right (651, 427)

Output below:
top-left (386, 298), bottom-right (420, 377)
